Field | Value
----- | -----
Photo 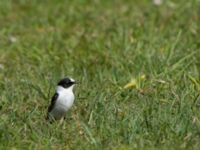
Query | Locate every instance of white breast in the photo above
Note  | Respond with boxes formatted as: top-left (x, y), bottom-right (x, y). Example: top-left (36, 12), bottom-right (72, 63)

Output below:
top-left (56, 89), bottom-right (74, 110)
top-left (49, 86), bottom-right (75, 120)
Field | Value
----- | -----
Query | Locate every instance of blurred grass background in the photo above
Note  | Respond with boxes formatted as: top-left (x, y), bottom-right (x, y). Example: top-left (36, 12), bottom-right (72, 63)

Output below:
top-left (0, 0), bottom-right (200, 149)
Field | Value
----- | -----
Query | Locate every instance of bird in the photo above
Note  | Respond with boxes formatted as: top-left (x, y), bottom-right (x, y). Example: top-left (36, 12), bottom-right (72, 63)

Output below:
top-left (47, 77), bottom-right (77, 122)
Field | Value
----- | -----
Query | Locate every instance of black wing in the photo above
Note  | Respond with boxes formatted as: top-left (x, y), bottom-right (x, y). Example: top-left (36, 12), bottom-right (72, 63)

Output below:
top-left (48, 93), bottom-right (59, 113)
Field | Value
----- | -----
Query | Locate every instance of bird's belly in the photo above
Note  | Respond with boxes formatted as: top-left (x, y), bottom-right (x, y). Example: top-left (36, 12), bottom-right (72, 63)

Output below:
top-left (48, 91), bottom-right (74, 120)
top-left (50, 97), bottom-right (74, 120)
top-left (50, 105), bottom-right (68, 120)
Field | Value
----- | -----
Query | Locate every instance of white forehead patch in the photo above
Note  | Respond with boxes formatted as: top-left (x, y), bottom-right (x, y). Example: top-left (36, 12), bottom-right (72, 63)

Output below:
top-left (69, 78), bottom-right (75, 82)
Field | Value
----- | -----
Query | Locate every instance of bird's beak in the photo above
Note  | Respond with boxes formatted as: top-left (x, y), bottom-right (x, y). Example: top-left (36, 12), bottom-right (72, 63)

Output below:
top-left (74, 81), bottom-right (79, 84)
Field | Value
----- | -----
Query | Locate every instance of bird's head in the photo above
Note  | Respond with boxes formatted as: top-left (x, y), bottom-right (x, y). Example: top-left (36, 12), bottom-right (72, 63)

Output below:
top-left (57, 77), bottom-right (77, 91)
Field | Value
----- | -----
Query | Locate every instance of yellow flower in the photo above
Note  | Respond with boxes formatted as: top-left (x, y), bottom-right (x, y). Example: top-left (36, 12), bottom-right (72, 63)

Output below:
top-left (124, 78), bottom-right (138, 89)
top-left (123, 74), bottom-right (146, 89)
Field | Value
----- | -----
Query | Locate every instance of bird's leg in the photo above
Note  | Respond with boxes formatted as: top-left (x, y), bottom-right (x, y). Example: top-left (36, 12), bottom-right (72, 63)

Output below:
top-left (59, 117), bottom-right (64, 125)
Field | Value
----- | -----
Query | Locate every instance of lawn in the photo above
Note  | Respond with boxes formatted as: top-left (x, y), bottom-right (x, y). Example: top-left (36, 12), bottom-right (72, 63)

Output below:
top-left (0, 0), bottom-right (200, 149)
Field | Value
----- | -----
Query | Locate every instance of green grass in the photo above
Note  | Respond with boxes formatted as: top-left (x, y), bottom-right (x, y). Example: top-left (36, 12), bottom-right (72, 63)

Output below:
top-left (0, 0), bottom-right (200, 149)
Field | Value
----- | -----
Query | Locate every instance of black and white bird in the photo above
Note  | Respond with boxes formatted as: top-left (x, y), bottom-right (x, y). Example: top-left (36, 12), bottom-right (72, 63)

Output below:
top-left (47, 77), bottom-right (77, 122)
